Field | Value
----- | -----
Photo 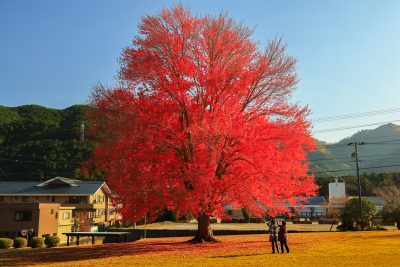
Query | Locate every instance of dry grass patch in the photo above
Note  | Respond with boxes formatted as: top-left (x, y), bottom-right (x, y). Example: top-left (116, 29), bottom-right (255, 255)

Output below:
top-left (0, 231), bottom-right (399, 267)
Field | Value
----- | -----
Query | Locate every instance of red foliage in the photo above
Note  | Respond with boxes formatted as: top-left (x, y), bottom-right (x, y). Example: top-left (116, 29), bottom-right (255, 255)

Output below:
top-left (89, 5), bottom-right (317, 222)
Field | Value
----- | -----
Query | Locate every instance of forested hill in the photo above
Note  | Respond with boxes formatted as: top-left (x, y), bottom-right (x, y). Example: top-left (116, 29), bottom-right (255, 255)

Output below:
top-left (2, 103), bottom-right (400, 184)
top-left (309, 123), bottom-right (400, 178)
top-left (0, 104), bottom-right (100, 181)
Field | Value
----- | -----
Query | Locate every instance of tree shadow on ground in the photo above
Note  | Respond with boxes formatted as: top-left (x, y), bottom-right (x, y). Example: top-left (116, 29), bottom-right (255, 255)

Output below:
top-left (209, 253), bottom-right (265, 258)
top-left (358, 233), bottom-right (400, 239)
top-left (0, 240), bottom-right (190, 266)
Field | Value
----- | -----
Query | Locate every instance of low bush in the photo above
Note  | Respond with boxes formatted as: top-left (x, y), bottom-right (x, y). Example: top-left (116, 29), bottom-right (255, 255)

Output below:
top-left (366, 225), bottom-right (387, 231)
top-left (13, 237), bottom-right (27, 248)
top-left (44, 236), bottom-right (60, 247)
top-left (0, 238), bottom-right (14, 249)
top-left (29, 237), bottom-right (44, 248)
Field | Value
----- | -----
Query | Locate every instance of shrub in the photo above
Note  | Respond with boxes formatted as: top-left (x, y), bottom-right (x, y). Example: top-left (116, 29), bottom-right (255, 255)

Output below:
top-left (0, 238), bottom-right (14, 249)
top-left (44, 236), bottom-right (60, 247)
top-left (341, 198), bottom-right (377, 231)
top-left (29, 237), bottom-right (44, 248)
top-left (13, 237), bottom-right (27, 248)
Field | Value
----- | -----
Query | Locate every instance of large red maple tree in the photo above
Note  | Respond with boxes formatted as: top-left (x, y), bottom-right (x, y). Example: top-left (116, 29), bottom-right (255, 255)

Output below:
top-left (89, 5), bottom-right (317, 242)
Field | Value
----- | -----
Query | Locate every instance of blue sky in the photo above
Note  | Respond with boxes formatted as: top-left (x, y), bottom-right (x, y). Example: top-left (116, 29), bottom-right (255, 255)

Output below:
top-left (0, 0), bottom-right (399, 142)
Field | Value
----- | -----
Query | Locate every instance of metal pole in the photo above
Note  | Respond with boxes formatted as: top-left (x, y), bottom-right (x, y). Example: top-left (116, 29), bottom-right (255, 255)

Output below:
top-left (348, 141), bottom-right (365, 230)
top-left (354, 142), bottom-right (363, 230)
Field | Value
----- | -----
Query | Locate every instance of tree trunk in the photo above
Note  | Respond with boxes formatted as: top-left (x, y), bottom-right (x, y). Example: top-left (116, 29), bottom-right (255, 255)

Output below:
top-left (396, 219), bottom-right (400, 230)
top-left (189, 215), bottom-right (218, 243)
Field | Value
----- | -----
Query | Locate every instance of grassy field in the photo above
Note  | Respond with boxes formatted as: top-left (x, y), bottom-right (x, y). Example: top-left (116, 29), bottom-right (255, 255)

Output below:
top-left (1, 231), bottom-right (399, 267)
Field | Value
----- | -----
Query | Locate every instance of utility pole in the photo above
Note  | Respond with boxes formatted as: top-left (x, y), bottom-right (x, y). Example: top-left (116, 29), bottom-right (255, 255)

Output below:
top-left (348, 141), bottom-right (366, 230)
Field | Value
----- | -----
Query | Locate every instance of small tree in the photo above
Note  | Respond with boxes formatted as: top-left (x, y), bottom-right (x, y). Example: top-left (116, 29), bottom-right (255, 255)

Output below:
top-left (340, 198), bottom-right (377, 231)
top-left (375, 179), bottom-right (400, 229)
top-left (325, 196), bottom-right (347, 231)
top-left (72, 217), bottom-right (80, 232)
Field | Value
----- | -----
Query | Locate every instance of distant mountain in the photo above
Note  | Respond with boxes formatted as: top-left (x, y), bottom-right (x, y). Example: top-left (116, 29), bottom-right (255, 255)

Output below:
top-left (309, 123), bottom-right (400, 177)
top-left (0, 104), bottom-right (99, 181)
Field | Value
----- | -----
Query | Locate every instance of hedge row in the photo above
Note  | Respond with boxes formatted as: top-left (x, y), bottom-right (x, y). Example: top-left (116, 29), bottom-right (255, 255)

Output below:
top-left (0, 236), bottom-right (60, 249)
top-left (0, 238), bottom-right (13, 249)
top-left (13, 237), bottom-right (27, 248)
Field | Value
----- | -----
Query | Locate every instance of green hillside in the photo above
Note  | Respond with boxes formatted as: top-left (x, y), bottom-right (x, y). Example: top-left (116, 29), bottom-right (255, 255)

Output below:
top-left (2, 103), bottom-right (400, 185)
top-left (0, 104), bottom-right (99, 181)
top-left (309, 123), bottom-right (400, 178)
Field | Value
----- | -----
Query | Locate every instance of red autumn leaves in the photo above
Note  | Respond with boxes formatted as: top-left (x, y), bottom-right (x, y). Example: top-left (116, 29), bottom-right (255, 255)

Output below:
top-left (89, 5), bottom-right (317, 223)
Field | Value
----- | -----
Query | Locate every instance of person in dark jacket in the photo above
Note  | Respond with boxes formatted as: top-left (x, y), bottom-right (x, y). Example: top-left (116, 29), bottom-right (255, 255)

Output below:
top-left (27, 228), bottom-right (35, 243)
top-left (278, 221), bottom-right (289, 253)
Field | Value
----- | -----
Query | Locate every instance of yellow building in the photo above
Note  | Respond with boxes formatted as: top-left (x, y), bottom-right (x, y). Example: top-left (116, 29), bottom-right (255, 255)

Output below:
top-left (0, 177), bottom-right (122, 243)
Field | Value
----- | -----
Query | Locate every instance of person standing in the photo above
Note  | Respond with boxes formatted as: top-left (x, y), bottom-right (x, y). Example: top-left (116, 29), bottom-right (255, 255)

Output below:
top-left (278, 221), bottom-right (289, 253)
top-left (27, 228), bottom-right (35, 242)
top-left (268, 219), bottom-right (279, 253)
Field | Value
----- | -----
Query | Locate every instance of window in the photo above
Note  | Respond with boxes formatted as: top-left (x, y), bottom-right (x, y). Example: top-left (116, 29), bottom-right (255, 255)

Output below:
top-left (46, 196), bottom-right (50, 200)
top-left (22, 196), bottom-right (29, 202)
top-left (0, 196), bottom-right (4, 202)
top-left (69, 196), bottom-right (88, 204)
top-left (63, 212), bottom-right (70, 220)
top-left (51, 196), bottom-right (55, 202)
top-left (14, 196), bottom-right (18, 200)
top-left (15, 212), bottom-right (32, 221)
top-left (95, 209), bottom-right (105, 218)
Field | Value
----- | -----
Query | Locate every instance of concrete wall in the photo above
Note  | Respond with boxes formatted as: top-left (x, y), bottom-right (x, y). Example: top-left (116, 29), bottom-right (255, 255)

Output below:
top-left (329, 182), bottom-right (346, 198)
top-left (37, 204), bottom-right (59, 237)
top-left (58, 207), bottom-right (75, 243)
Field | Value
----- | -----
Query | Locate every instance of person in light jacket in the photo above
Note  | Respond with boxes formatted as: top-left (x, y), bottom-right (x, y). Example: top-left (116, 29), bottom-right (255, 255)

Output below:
top-left (268, 219), bottom-right (279, 253)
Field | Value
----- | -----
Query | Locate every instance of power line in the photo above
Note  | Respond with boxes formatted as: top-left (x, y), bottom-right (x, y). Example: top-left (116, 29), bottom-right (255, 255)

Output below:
top-left (360, 153), bottom-right (400, 158)
top-left (309, 156), bottom-right (352, 162)
top-left (313, 156), bottom-right (400, 166)
top-left (313, 139), bottom-right (400, 159)
top-left (313, 120), bottom-right (400, 133)
top-left (340, 134), bottom-right (400, 142)
top-left (312, 107), bottom-right (400, 122)
top-left (367, 139), bottom-right (400, 145)
top-left (315, 143), bottom-right (349, 149)
top-left (312, 163), bottom-right (400, 175)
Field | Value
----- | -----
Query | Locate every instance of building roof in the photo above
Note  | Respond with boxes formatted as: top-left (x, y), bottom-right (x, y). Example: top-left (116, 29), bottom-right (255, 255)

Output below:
top-left (299, 196), bottom-right (327, 206)
top-left (349, 196), bottom-right (384, 207)
top-left (365, 196), bottom-right (384, 206)
top-left (0, 177), bottom-right (108, 196)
